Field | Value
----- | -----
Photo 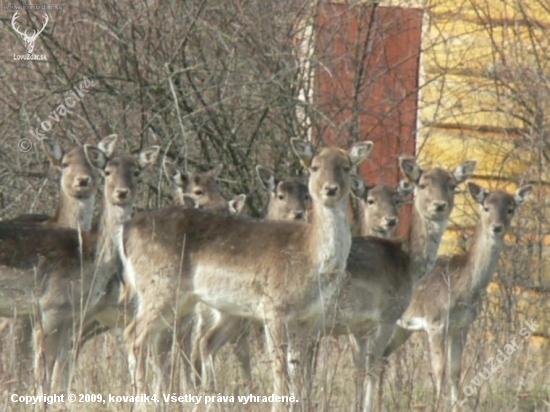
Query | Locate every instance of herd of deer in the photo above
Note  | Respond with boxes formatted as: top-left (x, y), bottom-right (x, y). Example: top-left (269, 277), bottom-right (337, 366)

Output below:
top-left (0, 135), bottom-right (533, 412)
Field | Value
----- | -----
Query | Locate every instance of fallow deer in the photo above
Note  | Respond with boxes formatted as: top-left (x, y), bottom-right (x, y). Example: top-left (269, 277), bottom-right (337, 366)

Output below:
top-left (289, 158), bottom-right (476, 411)
top-left (191, 166), bottom-right (311, 389)
top-left (119, 139), bottom-right (373, 408)
top-left (164, 160), bottom-right (227, 211)
top-left (352, 178), bottom-right (414, 239)
top-left (0, 136), bottom-right (114, 376)
top-left (383, 182), bottom-right (532, 410)
top-left (0, 142), bottom-right (159, 392)
top-left (10, 137), bottom-right (114, 230)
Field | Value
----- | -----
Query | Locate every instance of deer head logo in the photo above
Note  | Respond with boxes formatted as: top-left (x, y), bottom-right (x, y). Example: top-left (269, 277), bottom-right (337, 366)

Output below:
top-left (11, 11), bottom-right (48, 54)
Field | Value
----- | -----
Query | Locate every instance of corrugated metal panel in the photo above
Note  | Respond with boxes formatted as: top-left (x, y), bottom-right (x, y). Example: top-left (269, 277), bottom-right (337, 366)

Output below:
top-left (315, 3), bottom-right (423, 234)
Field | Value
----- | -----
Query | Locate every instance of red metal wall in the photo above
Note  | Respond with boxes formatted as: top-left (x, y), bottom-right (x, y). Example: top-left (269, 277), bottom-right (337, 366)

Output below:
top-left (315, 3), bottom-right (423, 233)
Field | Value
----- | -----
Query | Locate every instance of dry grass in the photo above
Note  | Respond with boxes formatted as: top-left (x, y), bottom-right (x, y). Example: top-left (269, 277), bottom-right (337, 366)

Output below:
top-left (0, 317), bottom-right (547, 412)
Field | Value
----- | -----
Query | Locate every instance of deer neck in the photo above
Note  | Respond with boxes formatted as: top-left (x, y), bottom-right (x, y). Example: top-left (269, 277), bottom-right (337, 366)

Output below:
top-left (307, 199), bottom-right (352, 276)
top-left (464, 223), bottom-right (505, 294)
top-left (50, 190), bottom-right (95, 231)
top-left (95, 198), bottom-right (132, 266)
top-left (406, 207), bottom-right (448, 284)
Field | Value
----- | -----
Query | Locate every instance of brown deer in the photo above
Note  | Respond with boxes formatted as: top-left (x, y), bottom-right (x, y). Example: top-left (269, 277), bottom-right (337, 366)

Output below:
top-left (0, 136), bottom-right (114, 376)
top-left (164, 160), bottom-right (227, 211)
top-left (288, 158), bottom-right (476, 411)
top-left (10, 137), bottom-right (116, 230)
top-left (382, 182), bottom-right (532, 410)
top-left (119, 139), bottom-right (373, 407)
top-left (0, 142), bottom-right (159, 393)
top-left (191, 165), bottom-right (311, 389)
top-left (352, 178), bottom-right (414, 238)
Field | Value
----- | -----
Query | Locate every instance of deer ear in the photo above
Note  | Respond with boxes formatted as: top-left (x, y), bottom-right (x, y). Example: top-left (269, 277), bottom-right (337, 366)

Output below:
top-left (139, 146), bottom-right (160, 169)
top-left (454, 160), bottom-right (477, 184)
top-left (350, 175), bottom-right (367, 199)
top-left (399, 157), bottom-right (422, 184)
top-left (397, 180), bottom-right (414, 198)
top-left (228, 194), bottom-right (247, 215)
top-left (98, 134), bottom-right (118, 158)
top-left (207, 164), bottom-right (223, 179)
top-left (84, 145), bottom-right (108, 171)
top-left (515, 184), bottom-right (534, 206)
top-left (256, 165), bottom-right (277, 193)
top-left (467, 182), bottom-right (488, 204)
top-left (163, 159), bottom-right (178, 179)
top-left (42, 138), bottom-right (64, 168)
top-left (291, 139), bottom-right (315, 169)
top-left (349, 141), bottom-right (374, 167)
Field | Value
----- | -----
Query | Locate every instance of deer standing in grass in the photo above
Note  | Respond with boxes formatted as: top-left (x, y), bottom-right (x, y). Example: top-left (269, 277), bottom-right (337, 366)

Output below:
top-left (119, 139), bottom-right (372, 408)
top-left (383, 182), bottom-right (532, 410)
top-left (0, 137), bottom-right (110, 377)
top-left (0, 140), bottom-right (159, 392)
top-left (294, 158), bottom-right (476, 412)
top-left (190, 165), bottom-right (311, 389)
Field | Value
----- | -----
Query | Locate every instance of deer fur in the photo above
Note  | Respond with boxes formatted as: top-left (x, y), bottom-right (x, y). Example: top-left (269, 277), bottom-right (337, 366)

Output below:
top-left (0, 141), bottom-right (159, 393)
top-left (294, 158), bottom-right (476, 411)
top-left (191, 166), bottom-right (311, 389)
top-left (119, 140), bottom-right (373, 407)
top-left (383, 182), bottom-right (532, 410)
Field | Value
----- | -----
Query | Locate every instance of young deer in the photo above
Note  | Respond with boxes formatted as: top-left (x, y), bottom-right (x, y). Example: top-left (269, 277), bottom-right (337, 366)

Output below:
top-left (0, 142), bottom-right (159, 393)
top-left (256, 165), bottom-right (310, 221)
top-left (119, 140), bottom-right (373, 406)
top-left (164, 160), bottom-right (227, 211)
top-left (191, 166), bottom-right (311, 389)
top-left (383, 182), bottom-right (532, 410)
top-left (352, 178), bottom-right (414, 238)
top-left (311, 158), bottom-right (476, 412)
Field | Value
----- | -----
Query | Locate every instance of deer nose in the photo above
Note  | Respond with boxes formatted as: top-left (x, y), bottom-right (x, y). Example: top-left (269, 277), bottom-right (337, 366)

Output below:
top-left (323, 184), bottom-right (339, 197)
top-left (385, 217), bottom-right (398, 227)
top-left (114, 188), bottom-right (130, 201)
top-left (492, 224), bottom-right (503, 234)
top-left (76, 176), bottom-right (91, 187)
top-left (433, 201), bottom-right (448, 212)
top-left (292, 211), bottom-right (305, 220)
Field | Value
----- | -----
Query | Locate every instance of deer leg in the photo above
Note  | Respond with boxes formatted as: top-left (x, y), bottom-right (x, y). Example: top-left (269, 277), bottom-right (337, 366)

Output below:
top-left (50, 323), bottom-right (73, 393)
top-left (449, 328), bottom-right (468, 411)
top-left (363, 324), bottom-right (397, 412)
top-left (263, 315), bottom-right (289, 412)
top-left (428, 327), bottom-right (447, 406)
top-left (232, 319), bottom-right (252, 382)
top-left (350, 333), bottom-right (368, 412)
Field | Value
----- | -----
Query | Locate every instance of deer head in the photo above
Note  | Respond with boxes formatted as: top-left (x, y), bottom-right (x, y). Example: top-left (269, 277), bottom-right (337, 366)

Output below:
top-left (12, 11), bottom-right (48, 54)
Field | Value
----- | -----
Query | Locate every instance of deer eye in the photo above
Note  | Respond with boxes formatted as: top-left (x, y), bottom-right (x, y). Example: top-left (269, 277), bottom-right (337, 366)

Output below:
top-left (104, 170), bottom-right (111, 177)
top-left (61, 162), bottom-right (70, 169)
top-left (367, 199), bottom-right (375, 205)
top-left (310, 166), bottom-right (319, 172)
top-left (419, 184), bottom-right (427, 190)
top-left (194, 190), bottom-right (204, 196)
top-left (278, 194), bottom-right (285, 201)
top-left (483, 206), bottom-right (489, 212)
